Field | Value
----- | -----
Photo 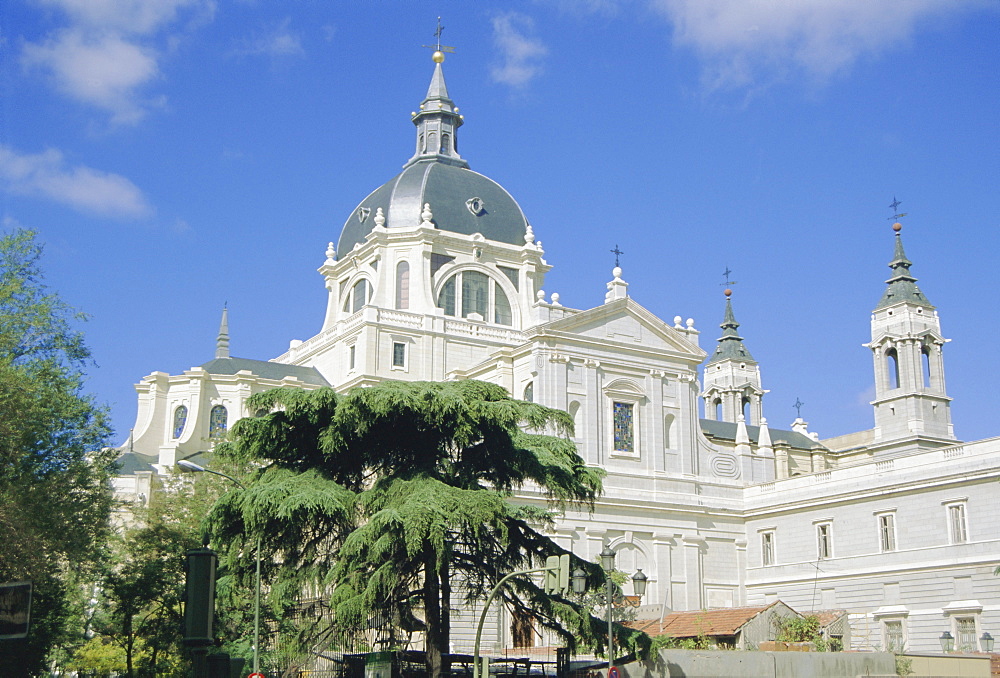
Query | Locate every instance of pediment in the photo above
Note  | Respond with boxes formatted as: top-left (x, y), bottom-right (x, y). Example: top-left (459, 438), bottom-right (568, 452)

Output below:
top-left (530, 298), bottom-right (706, 361)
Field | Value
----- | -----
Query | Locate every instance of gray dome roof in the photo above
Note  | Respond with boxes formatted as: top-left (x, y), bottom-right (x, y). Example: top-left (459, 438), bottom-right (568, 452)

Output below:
top-left (338, 159), bottom-right (529, 255)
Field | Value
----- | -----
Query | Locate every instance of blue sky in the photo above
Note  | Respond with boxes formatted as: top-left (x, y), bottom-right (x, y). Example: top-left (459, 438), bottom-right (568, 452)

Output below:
top-left (2, 1), bottom-right (998, 445)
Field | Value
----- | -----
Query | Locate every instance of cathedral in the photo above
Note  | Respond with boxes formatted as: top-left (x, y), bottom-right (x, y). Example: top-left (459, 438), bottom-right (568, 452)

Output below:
top-left (114, 51), bottom-right (999, 656)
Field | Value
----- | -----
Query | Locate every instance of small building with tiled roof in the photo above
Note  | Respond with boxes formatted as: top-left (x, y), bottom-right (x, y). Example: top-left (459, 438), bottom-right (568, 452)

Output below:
top-left (628, 602), bottom-right (801, 650)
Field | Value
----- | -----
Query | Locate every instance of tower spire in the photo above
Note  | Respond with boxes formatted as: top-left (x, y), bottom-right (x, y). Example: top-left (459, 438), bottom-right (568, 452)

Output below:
top-left (867, 203), bottom-right (955, 449)
top-left (709, 288), bottom-right (754, 363)
top-left (406, 37), bottom-right (467, 169)
top-left (215, 305), bottom-right (230, 359)
top-left (875, 220), bottom-right (932, 309)
top-left (701, 282), bottom-right (765, 425)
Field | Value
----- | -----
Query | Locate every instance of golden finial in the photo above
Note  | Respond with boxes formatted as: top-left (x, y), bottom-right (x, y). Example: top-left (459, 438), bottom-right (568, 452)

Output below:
top-left (423, 17), bottom-right (455, 63)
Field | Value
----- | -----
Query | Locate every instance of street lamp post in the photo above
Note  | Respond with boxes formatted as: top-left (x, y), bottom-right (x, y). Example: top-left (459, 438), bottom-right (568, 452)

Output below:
top-left (600, 546), bottom-right (615, 662)
top-left (177, 460), bottom-right (262, 676)
top-left (599, 545), bottom-right (647, 664)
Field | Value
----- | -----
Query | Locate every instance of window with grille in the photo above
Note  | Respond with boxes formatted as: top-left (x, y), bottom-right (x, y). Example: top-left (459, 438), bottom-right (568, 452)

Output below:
top-left (956, 617), bottom-right (977, 652)
top-left (883, 620), bottom-right (904, 652)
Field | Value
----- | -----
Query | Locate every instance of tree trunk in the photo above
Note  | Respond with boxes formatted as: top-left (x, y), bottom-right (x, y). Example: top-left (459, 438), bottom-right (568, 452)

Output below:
top-left (124, 612), bottom-right (134, 678)
top-left (423, 547), bottom-right (443, 678)
top-left (440, 557), bottom-right (451, 677)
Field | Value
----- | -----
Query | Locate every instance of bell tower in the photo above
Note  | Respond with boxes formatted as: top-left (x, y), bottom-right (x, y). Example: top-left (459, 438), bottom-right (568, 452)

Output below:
top-left (867, 214), bottom-right (955, 449)
top-left (701, 287), bottom-right (766, 425)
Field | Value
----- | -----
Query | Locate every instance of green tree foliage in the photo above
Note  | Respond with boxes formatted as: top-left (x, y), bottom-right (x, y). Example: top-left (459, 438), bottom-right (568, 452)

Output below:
top-left (0, 229), bottom-right (116, 675)
top-left (87, 470), bottom-right (241, 677)
top-left (209, 380), bottom-right (649, 677)
top-left (774, 614), bottom-right (827, 651)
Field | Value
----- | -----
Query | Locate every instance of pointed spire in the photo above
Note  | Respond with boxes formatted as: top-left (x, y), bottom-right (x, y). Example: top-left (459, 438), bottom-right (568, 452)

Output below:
top-left (875, 221), bottom-right (933, 309)
top-left (405, 51), bottom-right (468, 169)
top-left (215, 305), bottom-right (230, 359)
top-left (707, 289), bottom-right (755, 364)
top-left (758, 417), bottom-right (773, 451)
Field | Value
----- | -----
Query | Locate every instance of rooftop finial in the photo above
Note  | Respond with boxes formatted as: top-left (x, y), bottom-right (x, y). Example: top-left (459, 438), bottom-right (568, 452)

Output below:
top-left (422, 17), bottom-right (455, 63)
top-left (722, 266), bottom-right (738, 297)
top-left (215, 305), bottom-right (230, 359)
top-left (610, 244), bottom-right (624, 268)
top-left (793, 397), bottom-right (804, 418)
top-left (889, 195), bottom-right (907, 232)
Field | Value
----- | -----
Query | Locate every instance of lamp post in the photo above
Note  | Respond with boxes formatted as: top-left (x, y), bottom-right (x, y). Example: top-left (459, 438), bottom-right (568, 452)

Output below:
top-left (599, 545), bottom-right (647, 664)
top-left (177, 460), bottom-right (262, 676)
top-left (981, 632), bottom-right (994, 653)
top-left (939, 631), bottom-right (954, 653)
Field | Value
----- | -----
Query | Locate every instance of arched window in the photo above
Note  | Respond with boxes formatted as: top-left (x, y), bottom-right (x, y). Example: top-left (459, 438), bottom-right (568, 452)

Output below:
top-left (494, 283), bottom-right (512, 325)
top-left (419, 133), bottom-right (425, 153)
top-left (343, 279), bottom-right (371, 314)
top-left (523, 382), bottom-right (534, 403)
top-left (427, 132), bottom-right (437, 153)
top-left (395, 261), bottom-right (410, 310)
top-left (436, 271), bottom-right (514, 326)
top-left (714, 398), bottom-right (722, 421)
top-left (664, 413), bottom-right (675, 450)
top-left (462, 271), bottom-right (489, 318)
top-left (742, 397), bottom-right (751, 422)
top-left (922, 345), bottom-right (932, 388)
top-left (886, 347), bottom-right (900, 389)
top-left (209, 405), bottom-right (228, 439)
top-left (172, 405), bottom-right (188, 440)
top-left (441, 133), bottom-right (451, 153)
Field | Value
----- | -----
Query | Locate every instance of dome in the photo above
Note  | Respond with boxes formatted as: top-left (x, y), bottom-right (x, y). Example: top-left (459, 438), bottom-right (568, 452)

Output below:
top-left (336, 56), bottom-right (529, 255)
top-left (337, 160), bottom-right (529, 255)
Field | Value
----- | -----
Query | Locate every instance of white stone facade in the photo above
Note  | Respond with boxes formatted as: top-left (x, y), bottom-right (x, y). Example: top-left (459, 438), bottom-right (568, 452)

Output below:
top-left (114, 57), bottom-right (1000, 655)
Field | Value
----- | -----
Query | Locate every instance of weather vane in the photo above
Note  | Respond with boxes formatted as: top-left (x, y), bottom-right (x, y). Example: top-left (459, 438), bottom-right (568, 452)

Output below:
top-left (793, 397), bottom-right (804, 418)
top-left (610, 244), bottom-right (624, 268)
top-left (722, 266), bottom-right (738, 288)
top-left (888, 196), bottom-right (907, 222)
top-left (422, 17), bottom-right (455, 56)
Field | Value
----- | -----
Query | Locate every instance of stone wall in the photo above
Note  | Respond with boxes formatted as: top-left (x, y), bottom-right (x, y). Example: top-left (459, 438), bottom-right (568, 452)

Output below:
top-left (620, 649), bottom-right (896, 678)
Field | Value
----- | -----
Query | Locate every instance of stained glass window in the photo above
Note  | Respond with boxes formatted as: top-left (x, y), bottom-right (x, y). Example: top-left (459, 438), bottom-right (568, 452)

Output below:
top-left (172, 405), bottom-right (188, 439)
top-left (209, 405), bottom-right (227, 439)
top-left (613, 402), bottom-right (634, 453)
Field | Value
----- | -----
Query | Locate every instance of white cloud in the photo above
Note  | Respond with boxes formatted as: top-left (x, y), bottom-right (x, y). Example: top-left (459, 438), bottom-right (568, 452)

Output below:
top-left (22, 30), bottom-right (158, 125)
top-left (234, 17), bottom-right (304, 57)
top-left (36, 0), bottom-right (208, 35)
top-left (649, 0), bottom-right (971, 90)
top-left (491, 13), bottom-right (547, 87)
top-left (21, 0), bottom-right (213, 124)
top-left (0, 145), bottom-right (152, 219)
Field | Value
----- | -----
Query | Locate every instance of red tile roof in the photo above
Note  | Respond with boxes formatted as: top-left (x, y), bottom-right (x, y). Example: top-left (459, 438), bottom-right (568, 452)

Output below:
top-left (627, 603), bottom-right (778, 638)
